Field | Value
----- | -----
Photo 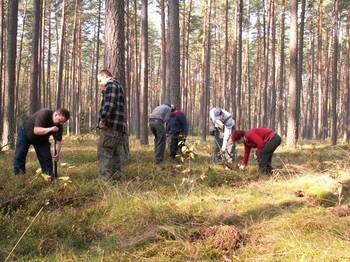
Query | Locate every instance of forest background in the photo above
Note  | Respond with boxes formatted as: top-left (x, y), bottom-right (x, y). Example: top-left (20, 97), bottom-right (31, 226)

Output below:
top-left (0, 0), bottom-right (349, 149)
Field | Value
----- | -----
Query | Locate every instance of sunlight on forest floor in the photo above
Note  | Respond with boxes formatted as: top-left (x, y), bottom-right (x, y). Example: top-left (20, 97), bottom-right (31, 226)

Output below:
top-left (0, 135), bottom-right (350, 261)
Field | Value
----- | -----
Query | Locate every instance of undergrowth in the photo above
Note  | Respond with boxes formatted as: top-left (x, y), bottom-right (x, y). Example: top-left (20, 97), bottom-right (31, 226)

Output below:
top-left (0, 135), bottom-right (349, 261)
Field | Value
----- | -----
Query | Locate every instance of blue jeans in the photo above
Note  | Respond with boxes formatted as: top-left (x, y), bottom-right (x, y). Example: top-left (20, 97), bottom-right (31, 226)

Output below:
top-left (14, 126), bottom-right (53, 176)
top-left (149, 119), bottom-right (166, 162)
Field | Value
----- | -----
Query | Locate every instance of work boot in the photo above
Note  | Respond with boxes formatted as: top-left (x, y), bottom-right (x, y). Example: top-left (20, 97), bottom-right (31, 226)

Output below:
top-left (14, 170), bottom-right (25, 176)
top-left (155, 159), bottom-right (163, 164)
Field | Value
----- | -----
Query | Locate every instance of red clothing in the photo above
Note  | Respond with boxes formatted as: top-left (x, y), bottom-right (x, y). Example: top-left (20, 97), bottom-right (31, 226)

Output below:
top-left (241, 128), bottom-right (277, 165)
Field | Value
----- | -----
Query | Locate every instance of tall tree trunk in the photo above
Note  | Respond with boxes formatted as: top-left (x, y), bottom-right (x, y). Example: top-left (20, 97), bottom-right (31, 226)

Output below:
top-left (0, 0), bottom-right (4, 136)
top-left (40, 0), bottom-right (46, 108)
top-left (105, 0), bottom-right (128, 162)
top-left (160, 0), bottom-right (167, 103)
top-left (296, 0), bottom-right (305, 141)
top-left (95, 0), bottom-right (101, 126)
top-left (15, 0), bottom-right (28, 119)
top-left (140, 0), bottom-right (148, 144)
top-left (126, 0), bottom-right (131, 131)
top-left (246, 0), bottom-right (251, 129)
top-left (167, 0), bottom-right (181, 107)
top-left (317, 0), bottom-right (324, 139)
top-left (56, 0), bottom-right (67, 109)
top-left (71, 0), bottom-right (78, 133)
top-left (30, 0), bottom-right (41, 114)
top-left (306, 14), bottom-right (315, 139)
top-left (236, 0), bottom-right (243, 128)
top-left (184, 0), bottom-right (193, 116)
top-left (345, 2), bottom-right (350, 142)
top-left (286, 0), bottom-right (298, 149)
top-left (105, 0), bottom-right (125, 87)
top-left (134, 0), bottom-right (140, 138)
top-left (47, 0), bottom-right (51, 108)
top-left (231, 2), bottom-right (237, 120)
top-left (331, 0), bottom-right (339, 145)
top-left (2, 0), bottom-right (19, 149)
top-left (224, 0), bottom-right (229, 110)
top-left (200, 0), bottom-right (212, 141)
top-left (262, 0), bottom-right (271, 127)
top-left (270, 0), bottom-right (276, 130)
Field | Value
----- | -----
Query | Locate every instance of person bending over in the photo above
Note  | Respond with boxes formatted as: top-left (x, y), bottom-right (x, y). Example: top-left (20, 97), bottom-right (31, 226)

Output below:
top-left (231, 128), bottom-right (281, 174)
top-left (14, 108), bottom-right (70, 176)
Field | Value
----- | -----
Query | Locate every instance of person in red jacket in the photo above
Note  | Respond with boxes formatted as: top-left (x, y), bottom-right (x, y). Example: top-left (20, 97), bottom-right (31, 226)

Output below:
top-left (231, 128), bottom-right (281, 174)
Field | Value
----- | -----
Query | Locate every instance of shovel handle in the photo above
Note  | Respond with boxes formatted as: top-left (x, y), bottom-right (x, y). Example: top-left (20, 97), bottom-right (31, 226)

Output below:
top-left (54, 140), bottom-right (58, 179)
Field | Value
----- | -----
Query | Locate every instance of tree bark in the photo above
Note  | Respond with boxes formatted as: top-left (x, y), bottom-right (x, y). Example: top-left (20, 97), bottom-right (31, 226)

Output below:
top-left (30, 0), bottom-right (41, 114)
top-left (140, 0), bottom-right (148, 145)
top-left (160, 0), bottom-right (167, 103)
top-left (0, 0), bottom-right (5, 136)
top-left (269, 0), bottom-right (276, 130)
top-left (2, 0), bottom-right (19, 149)
top-left (236, 0), bottom-right (243, 128)
top-left (331, 0), bottom-right (339, 145)
top-left (167, 0), bottom-right (181, 107)
top-left (105, 0), bottom-right (129, 163)
top-left (296, 0), bottom-right (305, 141)
top-left (95, 0), bottom-right (101, 126)
top-left (15, 0), bottom-right (28, 118)
top-left (56, 0), bottom-right (67, 109)
top-left (200, 0), bottom-right (212, 141)
top-left (286, 0), bottom-right (298, 149)
top-left (345, 1), bottom-right (350, 142)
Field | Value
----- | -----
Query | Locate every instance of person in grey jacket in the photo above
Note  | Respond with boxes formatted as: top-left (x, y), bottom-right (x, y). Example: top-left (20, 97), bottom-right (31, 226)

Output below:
top-left (149, 104), bottom-right (174, 163)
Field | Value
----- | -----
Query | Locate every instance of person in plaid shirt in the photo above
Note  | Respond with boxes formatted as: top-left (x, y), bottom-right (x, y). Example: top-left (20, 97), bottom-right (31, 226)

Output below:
top-left (97, 69), bottom-right (126, 180)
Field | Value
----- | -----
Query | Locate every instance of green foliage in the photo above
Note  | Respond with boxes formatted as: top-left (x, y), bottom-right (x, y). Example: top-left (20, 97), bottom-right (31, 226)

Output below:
top-left (0, 137), bottom-right (350, 260)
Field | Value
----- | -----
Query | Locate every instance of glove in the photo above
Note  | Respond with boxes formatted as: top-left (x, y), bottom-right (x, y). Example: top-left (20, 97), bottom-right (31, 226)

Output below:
top-left (238, 164), bottom-right (246, 170)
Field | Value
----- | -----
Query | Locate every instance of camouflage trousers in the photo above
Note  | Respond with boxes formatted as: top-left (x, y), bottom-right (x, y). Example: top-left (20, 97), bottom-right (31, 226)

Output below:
top-left (97, 129), bottom-right (125, 179)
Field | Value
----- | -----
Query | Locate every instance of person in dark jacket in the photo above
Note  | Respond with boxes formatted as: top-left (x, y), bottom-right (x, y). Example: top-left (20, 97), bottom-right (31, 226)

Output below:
top-left (231, 128), bottom-right (281, 174)
top-left (167, 109), bottom-right (189, 159)
top-left (14, 108), bottom-right (70, 176)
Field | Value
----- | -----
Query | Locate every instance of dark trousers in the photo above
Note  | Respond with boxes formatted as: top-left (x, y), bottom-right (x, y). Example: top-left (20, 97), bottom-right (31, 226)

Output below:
top-left (149, 119), bottom-right (166, 162)
top-left (14, 126), bottom-right (53, 176)
top-left (258, 134), bottom-right (282, 174)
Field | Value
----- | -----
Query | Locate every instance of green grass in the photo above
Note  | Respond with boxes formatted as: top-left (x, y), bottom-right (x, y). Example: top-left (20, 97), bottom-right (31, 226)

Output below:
top-left (1, 135), bottom-right (350, 261)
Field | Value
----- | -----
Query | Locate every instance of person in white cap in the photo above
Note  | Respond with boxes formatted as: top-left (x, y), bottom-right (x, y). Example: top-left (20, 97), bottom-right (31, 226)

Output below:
top-left (209, 107), bottom-right (236, 164)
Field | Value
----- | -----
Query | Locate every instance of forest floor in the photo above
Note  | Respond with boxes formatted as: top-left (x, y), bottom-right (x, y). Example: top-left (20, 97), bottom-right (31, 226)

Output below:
top-left (0, 135), bottom-right (350, 261)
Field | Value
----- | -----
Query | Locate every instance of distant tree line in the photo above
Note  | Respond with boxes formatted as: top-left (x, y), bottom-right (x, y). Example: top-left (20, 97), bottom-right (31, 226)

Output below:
top-left (0, 0), bottom-right (349, 150)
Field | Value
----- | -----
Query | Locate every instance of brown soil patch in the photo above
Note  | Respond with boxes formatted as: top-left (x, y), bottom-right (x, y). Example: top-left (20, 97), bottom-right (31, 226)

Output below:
top-left (327, 205), bottom-right (350, 217)
top-left (39, 238), bottom-right (58, 256)
top-left (191, 225), bottom-right (246, 252)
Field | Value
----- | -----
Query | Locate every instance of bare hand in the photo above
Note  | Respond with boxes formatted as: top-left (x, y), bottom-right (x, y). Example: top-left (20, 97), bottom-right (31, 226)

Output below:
top-left (98, 121), bottom-right (107, 130)
top-left (51, 126), bottom-right (59, 133)
top-left (53, 154), bottom-right (60, 161)
top-left (238, 164), bottom-right (246, 170)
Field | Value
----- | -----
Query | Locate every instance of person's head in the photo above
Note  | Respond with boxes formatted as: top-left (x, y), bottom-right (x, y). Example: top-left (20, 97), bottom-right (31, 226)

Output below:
top-left (231, 130), bottom-right (245, 143)
top-left (213, 107), bottom-right (222, 117)
top-left (53, 108), bottom-right (70, 125)
top-left (97, 69), bottom-right (113, 88)
top-left (164, 103), bottom-right (176, 112)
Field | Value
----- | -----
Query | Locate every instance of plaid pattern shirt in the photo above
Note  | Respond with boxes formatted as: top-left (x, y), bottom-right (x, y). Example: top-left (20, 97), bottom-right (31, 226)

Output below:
top-left (98, 78), bottom-right (126, 133)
